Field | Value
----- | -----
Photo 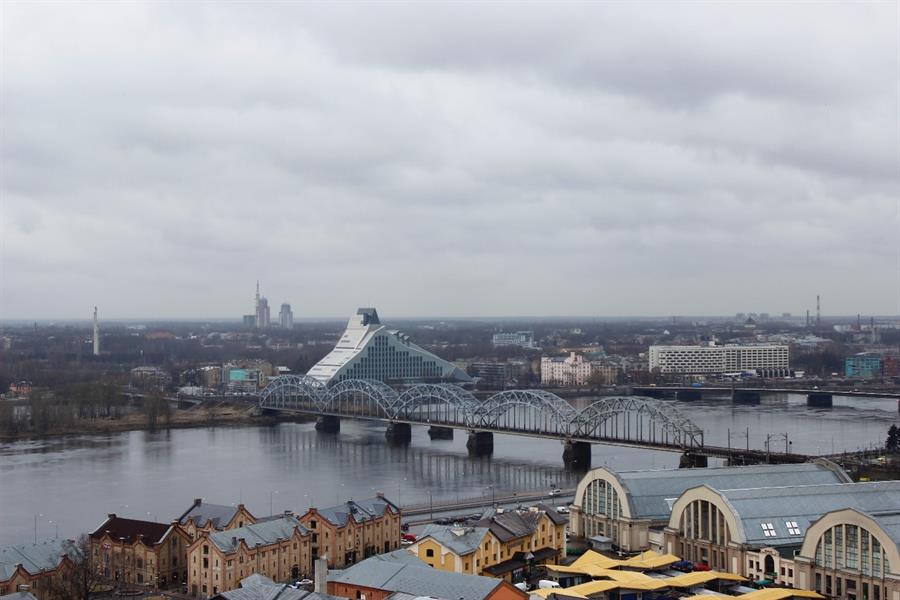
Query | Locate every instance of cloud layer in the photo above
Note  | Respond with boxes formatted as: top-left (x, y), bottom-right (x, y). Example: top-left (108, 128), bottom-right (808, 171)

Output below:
top-left (2, 1), bottom-right (898, 318)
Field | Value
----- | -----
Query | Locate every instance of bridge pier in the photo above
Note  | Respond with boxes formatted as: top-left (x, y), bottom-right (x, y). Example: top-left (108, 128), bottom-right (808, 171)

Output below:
top-left (679, 452), bottom-right (708, 468)
top-left (467, 431), bottom-right (494, 456)
top-left (315, 415), bottom-right (341, 433)
top-left (676, 389), bottom-right (702, 401)
top-left (428, 426), bottom-right (454, 440)
top-left (732, 390), bottom-right (761, 404)
top-left (385, 422), bottom-right (412, 444)
top-left (562, 441), bottom-right (592, 470)
top-left (807, 393), bottom-right (833, 408)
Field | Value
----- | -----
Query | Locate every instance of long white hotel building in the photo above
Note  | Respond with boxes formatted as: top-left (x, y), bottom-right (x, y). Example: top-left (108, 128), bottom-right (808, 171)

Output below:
top-left (649, 344), bottom-right (789, 377)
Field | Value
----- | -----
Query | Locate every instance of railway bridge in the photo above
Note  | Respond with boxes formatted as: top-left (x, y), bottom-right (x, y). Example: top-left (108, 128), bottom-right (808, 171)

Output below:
top-left (258, 376), bottom-right (810, 468)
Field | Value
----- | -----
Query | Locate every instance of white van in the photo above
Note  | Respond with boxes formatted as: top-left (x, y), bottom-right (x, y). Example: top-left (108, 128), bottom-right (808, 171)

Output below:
top-left (538, 580), bottom-right (561, 589)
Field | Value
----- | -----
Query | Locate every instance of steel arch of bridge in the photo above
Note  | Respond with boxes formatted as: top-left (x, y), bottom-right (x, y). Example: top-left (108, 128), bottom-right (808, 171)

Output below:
top-left (258, 377), bottom-right (703, 449)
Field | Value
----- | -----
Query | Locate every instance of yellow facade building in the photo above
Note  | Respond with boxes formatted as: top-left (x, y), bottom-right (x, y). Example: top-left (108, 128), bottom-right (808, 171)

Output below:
top-left (409, 505), bottom-right (567, 583)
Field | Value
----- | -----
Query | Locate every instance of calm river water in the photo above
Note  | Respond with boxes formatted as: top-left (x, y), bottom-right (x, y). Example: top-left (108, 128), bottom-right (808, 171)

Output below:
top-left (1, 394), bottom-right (896, 545)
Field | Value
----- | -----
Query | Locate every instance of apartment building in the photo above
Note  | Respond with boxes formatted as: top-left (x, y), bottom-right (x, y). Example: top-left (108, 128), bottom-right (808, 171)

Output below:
top-left (186, 515), bottom-right (311, 598)
top-left (297, 496), bottom-right (401, 569)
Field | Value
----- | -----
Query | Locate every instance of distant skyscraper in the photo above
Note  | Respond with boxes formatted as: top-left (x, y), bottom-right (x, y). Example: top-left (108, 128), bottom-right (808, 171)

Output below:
top-left (92, 306), bottom-right (100, 356)
top-left (279, 303), bottom-right (293, 329)
top-left (254, 281), bottom-right (271, 329)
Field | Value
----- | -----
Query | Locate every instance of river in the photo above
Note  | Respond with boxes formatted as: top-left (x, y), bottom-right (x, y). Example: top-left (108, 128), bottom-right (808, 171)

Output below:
top-left (1, 393), bottom-right (897, 545)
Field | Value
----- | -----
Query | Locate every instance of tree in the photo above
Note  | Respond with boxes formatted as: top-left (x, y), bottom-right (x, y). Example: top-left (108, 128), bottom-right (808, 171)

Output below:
top-left (48, 535), bottom-right (102, 600)
top-left (887, 425), bottom-right (900, 454)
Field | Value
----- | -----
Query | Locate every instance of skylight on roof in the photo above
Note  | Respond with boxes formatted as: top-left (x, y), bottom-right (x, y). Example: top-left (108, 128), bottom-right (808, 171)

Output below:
top-left (760, 523), bottom-right (777, 537)
top-left (785, 521), bottom-right (801, 535)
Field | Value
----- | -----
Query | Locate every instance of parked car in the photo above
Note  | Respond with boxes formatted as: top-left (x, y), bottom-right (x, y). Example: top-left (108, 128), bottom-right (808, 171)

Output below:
top-left (401, 522), bottom-right (410, 531)
top-left (402, 533), bottom-right (417, 542)
top-left (549, 489), bottom-right (563, 497)
top-left (556, 506), bottom-right (569, 514)
top-left (694, 562), bottom-right (711, 572)
top-left (672, 560), bottom-right (693, 572)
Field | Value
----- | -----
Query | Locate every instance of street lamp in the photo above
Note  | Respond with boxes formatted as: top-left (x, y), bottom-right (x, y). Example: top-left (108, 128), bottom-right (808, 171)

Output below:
top-left (48, 520), bottom-right (58, 539)
top-left (428, 490), bottom-right (434, 521)
top-left (484, 485), bottom-right (495, 507)
top-left (336, 483), bottom-right (345, 505)
top-left (270, 490), bottom-right (279, 516)
top-left (33, 513), bottom-right (43, 544)
top-left (397, 477), bottom-right (407, 506)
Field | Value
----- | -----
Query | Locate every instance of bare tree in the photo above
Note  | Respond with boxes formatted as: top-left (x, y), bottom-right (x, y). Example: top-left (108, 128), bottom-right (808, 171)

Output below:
top-left (48, 535), bottom-right (102, 600)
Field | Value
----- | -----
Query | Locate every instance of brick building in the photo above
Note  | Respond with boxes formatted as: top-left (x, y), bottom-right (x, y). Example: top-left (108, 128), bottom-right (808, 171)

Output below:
top-left (90, 515), bottom-right (191, 588)
top-left (297, 495), bottom-right (401, 569)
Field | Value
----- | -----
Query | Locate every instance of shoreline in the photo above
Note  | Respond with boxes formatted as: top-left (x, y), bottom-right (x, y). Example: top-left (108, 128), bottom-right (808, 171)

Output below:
top-left (0, 405), bottom-right (315, 443)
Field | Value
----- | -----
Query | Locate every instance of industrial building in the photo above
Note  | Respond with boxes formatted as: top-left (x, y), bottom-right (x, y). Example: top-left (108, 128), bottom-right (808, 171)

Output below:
top-left (648, 344), bottom-right (789, 377)
top-left (492, 331), bottom-right (537, 349)
top-left (570, 462), bottom-right (850, 553)
top-left (664, 480), bottom-right (900, 595)
top-left (307, 308), bottom-right (471, 384)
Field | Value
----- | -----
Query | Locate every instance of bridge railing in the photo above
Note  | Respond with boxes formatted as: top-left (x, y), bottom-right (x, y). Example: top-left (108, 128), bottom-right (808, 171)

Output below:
top-left (259, 377), bottom-right (704, 449)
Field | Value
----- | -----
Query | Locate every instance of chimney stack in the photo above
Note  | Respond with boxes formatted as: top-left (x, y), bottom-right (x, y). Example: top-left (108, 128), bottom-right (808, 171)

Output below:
top-left (315, 556), bottom-right (328, 594)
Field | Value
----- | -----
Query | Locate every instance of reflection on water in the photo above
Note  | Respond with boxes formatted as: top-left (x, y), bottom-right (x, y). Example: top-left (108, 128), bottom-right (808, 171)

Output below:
top-left (0, 393), bottom-right (896, 545)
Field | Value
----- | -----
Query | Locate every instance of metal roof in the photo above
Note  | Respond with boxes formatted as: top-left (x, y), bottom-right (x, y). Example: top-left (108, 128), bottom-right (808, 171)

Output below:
top-left (209, 516), bottom-right (307, 554)
top-left (710, 480), bottom-right (900, 547)
top-left (329, 554), bottom-right (507, 600)
top-left (0, 538), bottom-right (74, 581)
top-left (177, 500), bottom-right (240, 529)
top-left (606, 463), bottom-right (849, 520)
top-left (418, 526), bottom-right (490, 556)
top-left (213, 574), bottom-right (346, 600)
top-left (313, 497), bottom-right (398, 528)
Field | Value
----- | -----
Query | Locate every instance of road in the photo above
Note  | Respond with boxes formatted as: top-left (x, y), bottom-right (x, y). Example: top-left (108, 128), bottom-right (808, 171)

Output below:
top-left (401, 488), bottom-right (577, 525)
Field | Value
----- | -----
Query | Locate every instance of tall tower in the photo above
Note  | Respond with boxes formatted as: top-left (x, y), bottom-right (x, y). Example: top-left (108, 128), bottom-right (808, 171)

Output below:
top-left (92, 306), bottom-right (100, 356)
top-left (816, 295), bottom-right (821, 326)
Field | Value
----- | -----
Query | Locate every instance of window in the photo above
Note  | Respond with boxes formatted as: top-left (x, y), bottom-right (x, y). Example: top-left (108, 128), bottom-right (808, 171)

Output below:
top-left (761, 523), bottom-right (777, 537)
top-left (785, 521), bottom-right (801, 536)
top-left (425, 549), bottom-right (434, 558)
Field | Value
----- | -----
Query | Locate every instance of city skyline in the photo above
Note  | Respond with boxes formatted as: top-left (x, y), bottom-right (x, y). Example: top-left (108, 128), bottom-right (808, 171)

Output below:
top-left (2, 2), bottom-right (898, 319)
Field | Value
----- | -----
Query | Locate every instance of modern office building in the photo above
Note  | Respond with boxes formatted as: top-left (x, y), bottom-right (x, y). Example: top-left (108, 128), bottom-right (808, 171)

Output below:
top-left (648, 344), bottom-right (789, 377)
top-left (570, 462), bottom-right (850, 553)
top-left (492, 331), bottom-right (537, 349)
top-left (279, 303), bottom-right (294, 329)
top-left (846, 353), bottom-right (883, 378)
top-left (307, 308), bottom-right (471, 384)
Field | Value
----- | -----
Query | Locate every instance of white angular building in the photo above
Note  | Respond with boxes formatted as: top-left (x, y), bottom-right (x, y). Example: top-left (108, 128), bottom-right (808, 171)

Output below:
top-left (307, 308), bottom-right (471, 384)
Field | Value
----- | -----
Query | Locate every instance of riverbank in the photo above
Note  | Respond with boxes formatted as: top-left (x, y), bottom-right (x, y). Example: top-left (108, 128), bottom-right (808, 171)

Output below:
top-left (0, 403), bottom-right (314, 442)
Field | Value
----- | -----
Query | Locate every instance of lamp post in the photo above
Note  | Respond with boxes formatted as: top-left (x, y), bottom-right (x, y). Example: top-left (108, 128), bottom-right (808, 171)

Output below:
top-left (33, 513), bottom-right (43, 544)
top-left (484, 485), bottom-right (495, 507)
top-left (428, 490), bottom-right (433, 521)
top-left (397, 477), bottom-right (407, 506)
top-left (270, 490), bottom-right (279, 516)
top-left (48, 519), bottom-right (58, 539)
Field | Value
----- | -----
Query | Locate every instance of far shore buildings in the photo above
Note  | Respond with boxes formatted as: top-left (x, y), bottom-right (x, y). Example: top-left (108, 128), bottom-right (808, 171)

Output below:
top-left (0, 539), bottom-right (74, 600)
top-left (90, 514), bottom-right (192, 588)
top-left (187, 515), bottom-right (311, 599)
top-left (307, 308), bottom-right (471, 384)
top-left (541, 352), bottom-right (619, 387)
top-left (297, 495), bottom-right (402, 569)
top-left (648, 344), bottom-right (790, 378)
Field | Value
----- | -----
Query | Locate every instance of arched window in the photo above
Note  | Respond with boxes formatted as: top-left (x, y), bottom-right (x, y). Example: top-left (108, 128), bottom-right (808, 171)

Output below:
top-left (815, 524), bottom-right (889, 577)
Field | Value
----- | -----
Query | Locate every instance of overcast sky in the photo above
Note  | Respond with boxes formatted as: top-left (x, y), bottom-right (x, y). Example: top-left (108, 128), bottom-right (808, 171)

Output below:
top-left (1, 1), bottom-right (898, 320)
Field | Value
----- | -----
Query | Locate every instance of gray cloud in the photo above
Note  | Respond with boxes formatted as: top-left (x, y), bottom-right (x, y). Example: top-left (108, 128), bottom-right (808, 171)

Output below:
top-left (1, 1), bottom-right (897, 319)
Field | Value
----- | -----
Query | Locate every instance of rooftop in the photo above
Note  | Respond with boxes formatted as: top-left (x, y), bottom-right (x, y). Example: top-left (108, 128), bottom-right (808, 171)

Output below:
top-left (90, 515), bottom-right (172, 545)
top-left (177, 499), bottom-right (245, 530)
top-left (311, 496), bottom-right (398, 528)
top-left (209, 515), bottom-right (307, 554)
top-left (584, 462), bottom-right (849, 520)
top-left (329, 552), bottom-right (519, 600)
top-left (0, 538), bottom-right (75, 581)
